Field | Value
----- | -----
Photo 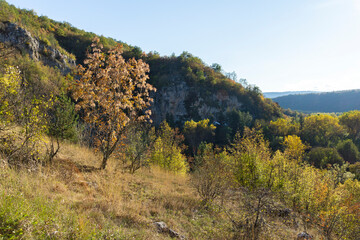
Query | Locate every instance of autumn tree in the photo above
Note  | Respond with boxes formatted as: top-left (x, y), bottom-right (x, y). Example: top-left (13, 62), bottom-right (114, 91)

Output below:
top-left (72, 38), bottom-right (156, 169)
top-left (229, 128), bottom-right (279, 236)
top-left (0, 65), bottom-right (21, 128)
top-left (267, 117), bottom-right (301, 150)
top-left (339, 110), bottom-right (360, 141)
top-left (283, 135), bottom-right (308, 161)
top-left (0, 43), bottom-right (16, 64)
top-left (301, 114), bottom-right (345, 147)
top-left (269, 117), bottom-right (300, 137)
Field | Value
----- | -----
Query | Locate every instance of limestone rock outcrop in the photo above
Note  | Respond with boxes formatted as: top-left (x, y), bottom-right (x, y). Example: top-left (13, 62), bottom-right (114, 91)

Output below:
top-left (0, 21), bottom-right (75, 73)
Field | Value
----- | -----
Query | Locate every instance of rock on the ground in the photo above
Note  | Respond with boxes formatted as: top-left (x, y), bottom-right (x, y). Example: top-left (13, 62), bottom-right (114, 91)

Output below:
top-left (154, 221), bottom-right (185, 240)
top-left (297, 231), bottom-right (313, 240)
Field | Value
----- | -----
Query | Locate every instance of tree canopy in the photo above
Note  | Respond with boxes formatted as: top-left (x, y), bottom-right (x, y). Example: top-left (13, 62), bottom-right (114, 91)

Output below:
top-left (72, 38), bottom-right (155, 169)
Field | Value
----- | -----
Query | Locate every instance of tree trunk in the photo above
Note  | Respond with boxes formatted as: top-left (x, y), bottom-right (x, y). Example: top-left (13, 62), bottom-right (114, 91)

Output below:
top-left (100, 156), bottom-right (108, 170)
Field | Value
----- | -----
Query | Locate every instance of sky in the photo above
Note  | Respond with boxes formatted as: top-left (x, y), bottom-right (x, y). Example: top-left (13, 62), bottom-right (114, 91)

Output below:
top-left (4, 0), bottom-right (360, 92)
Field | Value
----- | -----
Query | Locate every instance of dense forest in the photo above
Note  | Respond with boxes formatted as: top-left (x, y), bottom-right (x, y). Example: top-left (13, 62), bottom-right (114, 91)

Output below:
top-left (0, 1), bottom-right (359, 239)
top-left (273, 89), bottom-right (360, 113)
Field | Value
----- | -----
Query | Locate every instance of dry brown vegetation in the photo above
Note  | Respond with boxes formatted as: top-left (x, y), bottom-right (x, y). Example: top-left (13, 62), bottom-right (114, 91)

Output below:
top-left (1, 140), bottom-right (326, 239)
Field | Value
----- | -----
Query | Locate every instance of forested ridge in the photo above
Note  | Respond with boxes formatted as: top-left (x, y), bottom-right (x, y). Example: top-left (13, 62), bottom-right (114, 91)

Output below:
top-left (0, 1), bottom-right (359, 239)
top-left (273, 89), bottom-right (360, 113)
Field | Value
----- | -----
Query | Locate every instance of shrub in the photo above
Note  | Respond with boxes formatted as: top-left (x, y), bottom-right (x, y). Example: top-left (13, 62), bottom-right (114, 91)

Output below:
top-left (307, 147), bottom-right (344, 168)
top-left (191, 144), bottom-right (233, 204)
top-left (150, 121), bottom-right (188, 174)
top-left (122, 123), bottom-right (154, 173)
top-left (336, 139), bottom-right (359, 164)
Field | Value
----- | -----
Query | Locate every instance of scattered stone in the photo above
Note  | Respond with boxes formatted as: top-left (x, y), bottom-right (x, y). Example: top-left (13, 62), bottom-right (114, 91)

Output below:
top-left (297, 231), bottom-right (313, 240)
top-left (154, 221), bottom-right (186, 239)
top-left (169, 228), bottom-right (185, 239)
top-left (154, 221), bottom-right (167, 232)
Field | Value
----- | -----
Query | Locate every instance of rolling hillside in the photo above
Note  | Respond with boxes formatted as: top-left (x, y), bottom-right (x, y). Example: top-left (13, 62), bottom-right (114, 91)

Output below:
top-left (273, 89), bottom-right (360, 113)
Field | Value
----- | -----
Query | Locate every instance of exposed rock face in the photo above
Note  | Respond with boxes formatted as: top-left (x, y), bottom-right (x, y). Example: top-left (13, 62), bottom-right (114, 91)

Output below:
top-left (150, 81), bottom-right (243, 126)
top-left (151, 81), bottom-right (189, 125)
top-left (0, 21), bottom-right (75, 73)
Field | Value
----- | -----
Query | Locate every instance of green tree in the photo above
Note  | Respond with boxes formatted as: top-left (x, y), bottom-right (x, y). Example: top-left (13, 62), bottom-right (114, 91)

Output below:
top-left (150, 121), bottom-right (188, 174)
top-left (307, 147), bottom-right (344, 168)
top-left (210, 63), bottom-right (222, 73)
top-left (349, 162), bottom-right (360, 180)
top-left (46, 93), bottom-right (78, 162)
top-left (225, 109), bottom-right (253, 138)
top-left (336, 139), bottom-right (359, 164)
top-left (230, 128), bottom-right (271, 190)
top-left (122, 123), bottom-right (155, 173)
top-left (72, 38), bottom-right (156, 169)
top-left (183, 119), bottom-right (216, 155)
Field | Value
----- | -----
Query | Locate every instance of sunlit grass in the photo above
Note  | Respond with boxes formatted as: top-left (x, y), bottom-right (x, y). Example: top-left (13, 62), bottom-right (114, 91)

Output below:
top-left (0, 142), bottom-right (322, 239)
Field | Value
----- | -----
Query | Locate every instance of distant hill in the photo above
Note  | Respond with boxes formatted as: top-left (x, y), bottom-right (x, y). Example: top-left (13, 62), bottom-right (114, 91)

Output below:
top-left (273, 89), bottom-right (360, 113)
top-left (264, 91), bottom-right (318, 99)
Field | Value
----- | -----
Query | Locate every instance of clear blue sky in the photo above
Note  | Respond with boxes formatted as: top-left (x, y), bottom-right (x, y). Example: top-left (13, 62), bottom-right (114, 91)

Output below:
top-left (5, 0), bottom-right (360, 92)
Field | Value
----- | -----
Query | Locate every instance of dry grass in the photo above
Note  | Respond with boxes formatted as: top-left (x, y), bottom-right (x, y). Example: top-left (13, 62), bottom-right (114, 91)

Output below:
top-left (1, 142), bottom-right (203, 239)
top-left (0, 142), bottom-right (322, 239)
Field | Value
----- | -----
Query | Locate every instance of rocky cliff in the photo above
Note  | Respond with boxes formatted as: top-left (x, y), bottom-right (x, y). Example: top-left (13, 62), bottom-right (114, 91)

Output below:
top-left (0, 21), bottom-right (75, 73)
top-left (150, 78), bottom-right (244, 126)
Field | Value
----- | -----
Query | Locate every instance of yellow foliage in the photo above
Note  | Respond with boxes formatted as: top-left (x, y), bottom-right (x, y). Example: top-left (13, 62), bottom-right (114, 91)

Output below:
top-left (302, 114), bottom-right (345, 147)
top-left (283, 135), bottom-right (308, 161)
top-left (339, 110), bottom-right (360, 140)
top-left (151, 137), bottom-right (188, 175)
top-left (0, 65), bottom-right (21, 122)
top-left (269, 117), bottom-right (300, 136)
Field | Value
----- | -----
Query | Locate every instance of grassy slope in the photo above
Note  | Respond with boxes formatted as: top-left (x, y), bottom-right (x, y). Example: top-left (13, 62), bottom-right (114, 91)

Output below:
top-left (0, 143), bottom-right (221, 239)
top-left (0, 141), bottom-right (321, 240)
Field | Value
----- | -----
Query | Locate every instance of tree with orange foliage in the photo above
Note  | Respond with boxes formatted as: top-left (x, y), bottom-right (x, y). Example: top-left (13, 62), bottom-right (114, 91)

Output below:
top-left (72, 38), bottom-right (156, 169)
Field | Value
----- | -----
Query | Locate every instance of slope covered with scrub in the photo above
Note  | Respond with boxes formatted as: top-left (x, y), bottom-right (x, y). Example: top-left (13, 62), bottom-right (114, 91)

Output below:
top-left (0, 0), bottom-right (283, 126)
top-left (1, 1), bottom-right (360, 240)
top-left (0, 142), bottom-right (326, 240)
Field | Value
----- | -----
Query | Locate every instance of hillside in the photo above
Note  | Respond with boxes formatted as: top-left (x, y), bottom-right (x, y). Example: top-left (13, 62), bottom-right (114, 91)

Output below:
top-left (1, 141), bottom-right (330, 240)
top-left (0, 0), bottom-right (283, 126)
top-left (273, 89), bottom-right (360, 113)
top-left (1, 1), bottom-right (360, 240)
